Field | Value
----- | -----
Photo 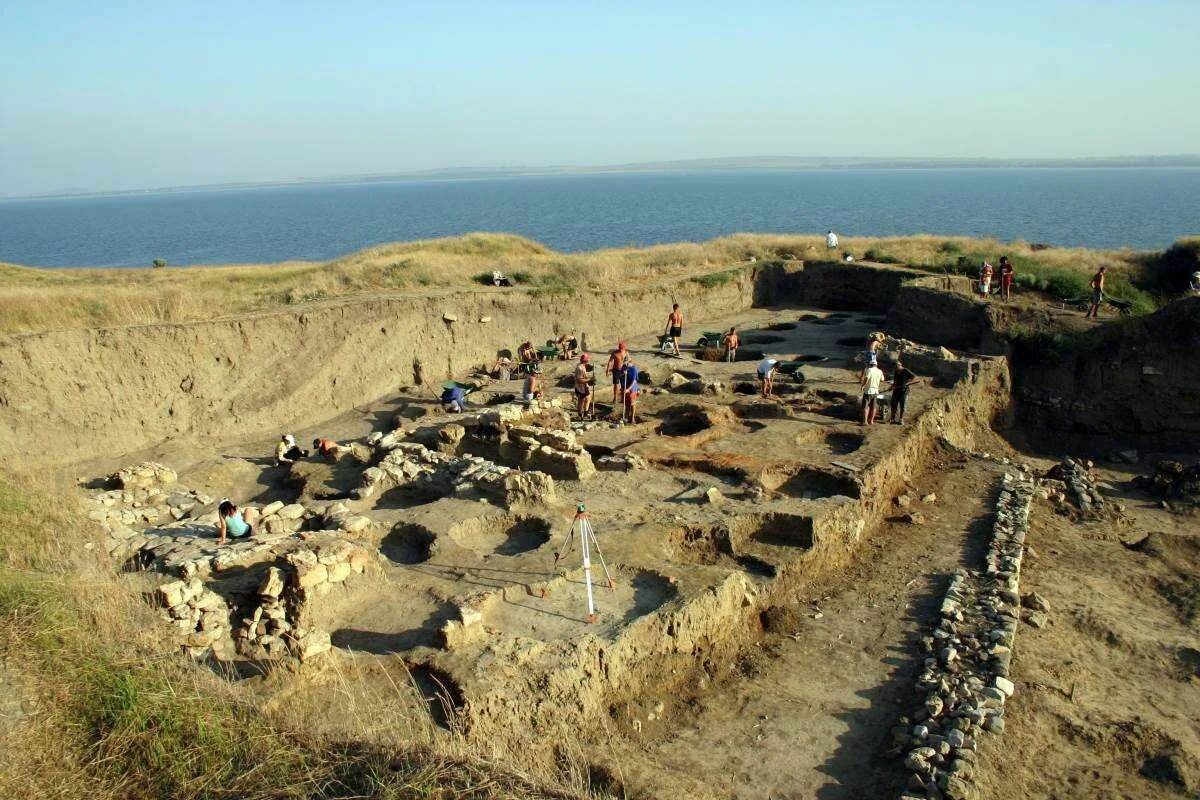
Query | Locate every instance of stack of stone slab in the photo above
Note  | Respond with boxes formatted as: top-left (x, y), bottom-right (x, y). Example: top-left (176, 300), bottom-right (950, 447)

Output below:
top-left (502, 424), bottom-right (596, 480)
top-left (897, 472), bottom-right (1033, 800)
top-left (155, 576), bottom-right (234, 661)
top-left (234, 537), bottom-right (373, 663)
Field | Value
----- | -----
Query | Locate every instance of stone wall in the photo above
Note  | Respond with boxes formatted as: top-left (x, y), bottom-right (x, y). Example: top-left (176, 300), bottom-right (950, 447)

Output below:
top-left (896, 472), bottom-right (1033, 800)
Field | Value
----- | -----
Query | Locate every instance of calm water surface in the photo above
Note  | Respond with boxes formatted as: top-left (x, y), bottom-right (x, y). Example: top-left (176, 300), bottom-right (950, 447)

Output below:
top-left (1, 168), bottom-right (1197, 267)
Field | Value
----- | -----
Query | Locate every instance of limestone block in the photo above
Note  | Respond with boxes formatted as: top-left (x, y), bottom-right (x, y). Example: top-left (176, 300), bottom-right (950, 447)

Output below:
top-left (260, 501), bottom-right (285, 518)
top-left (327, 561), bottom-right (352, 583)
top-left (258, 567), bottom-right (286, 599)
top-left (157, 580), bottom-right (188, 608)
top-left (296, 562), bottom-right (328, 589)
top-left (276, 504), bottom-right (306, 520)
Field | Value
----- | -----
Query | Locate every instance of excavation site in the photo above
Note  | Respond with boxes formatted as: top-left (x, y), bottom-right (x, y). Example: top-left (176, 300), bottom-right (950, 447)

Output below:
top-left (3, 238), bottom-right (1199, 800)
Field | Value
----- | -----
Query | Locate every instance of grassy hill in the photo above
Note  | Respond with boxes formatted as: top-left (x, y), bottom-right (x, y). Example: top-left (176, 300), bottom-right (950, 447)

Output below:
top-left (0, 232), bottom-right (1187, 336)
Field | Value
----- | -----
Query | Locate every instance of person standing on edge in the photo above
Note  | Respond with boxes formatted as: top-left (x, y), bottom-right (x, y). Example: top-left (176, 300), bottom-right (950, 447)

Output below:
top-left (826, 229), bottom-right (839, 249)
top-left (979, 260), bottom-right (994, 298)
top-left (860, 361), bottom-right (885, 426)
top-left (721, 326), bottom-right (739, 363)
top-left (665, 304), bottom-right (684, 357)
top-left (888, 358), bottom-right (923, 425)
top-left (1086, 266), bottom-right (1107, 318)
top-left (999, 256), bottom-right (1014, 302)
top-left (605, 341), bottom-right (627, 410)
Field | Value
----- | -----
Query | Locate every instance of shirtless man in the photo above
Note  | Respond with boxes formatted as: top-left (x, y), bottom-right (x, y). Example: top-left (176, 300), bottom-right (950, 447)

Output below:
top-left (605, 341), bottom-right (627, 408)
top-left (721, 326), bottom-right (739, 363)
top-left (665, 304), bottom-right (684, 357)
top-left (1086, 267), bottom-right (1107, 319)
top-left (574, 353), bottom-right (595, 420)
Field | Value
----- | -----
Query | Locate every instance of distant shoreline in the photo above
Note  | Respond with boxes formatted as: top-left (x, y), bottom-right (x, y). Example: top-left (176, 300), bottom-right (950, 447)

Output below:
top-left (6, 156), bottom-right (1200, 202)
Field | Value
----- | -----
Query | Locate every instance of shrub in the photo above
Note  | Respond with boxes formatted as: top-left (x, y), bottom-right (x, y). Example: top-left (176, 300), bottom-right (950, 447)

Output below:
top-left (863, 249), bottom-right (901, 264)
top-left (152, 259), bottom-right (167, 269)
top-left (691, 268), bottom-right (741, 288)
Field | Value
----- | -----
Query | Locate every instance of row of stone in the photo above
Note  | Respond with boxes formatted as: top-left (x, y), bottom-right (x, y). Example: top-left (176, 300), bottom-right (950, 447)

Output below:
top-left (897, 472), bottom-right (1034, 800)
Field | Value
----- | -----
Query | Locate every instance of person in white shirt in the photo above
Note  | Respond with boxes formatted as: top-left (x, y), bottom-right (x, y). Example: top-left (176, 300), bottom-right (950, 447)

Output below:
top-left (860, 363), bottom-right (885, 425)
top-left (757, 357), bottom-right (778, 397)
top-left (826, 229), bottom-right (839, 249)
top-left (1190, 271), bottom-right (1200, 296)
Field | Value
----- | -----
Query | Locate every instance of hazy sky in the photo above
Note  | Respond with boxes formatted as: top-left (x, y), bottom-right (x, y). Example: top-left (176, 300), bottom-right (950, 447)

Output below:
top-left (2, 0), bottom-right (1198, 195)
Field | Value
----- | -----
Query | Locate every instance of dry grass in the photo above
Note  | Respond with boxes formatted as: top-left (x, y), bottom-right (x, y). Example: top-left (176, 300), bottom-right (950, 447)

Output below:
top-left (0, 469), bottom-right (600, 800)
top-left (0, 232), bottom-right (1168, 337)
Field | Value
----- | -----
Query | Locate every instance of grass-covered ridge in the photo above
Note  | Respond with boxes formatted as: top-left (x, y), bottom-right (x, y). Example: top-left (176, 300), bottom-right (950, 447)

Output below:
top-left (0, 470), bottom-right (595, 800)
top-left (0, 231), bottom-right (1191, 336)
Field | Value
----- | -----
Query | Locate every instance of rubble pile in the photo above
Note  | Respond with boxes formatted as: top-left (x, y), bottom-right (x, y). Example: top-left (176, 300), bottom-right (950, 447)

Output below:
top-left (1040, 458), bottom-right (1119, 520)
top-left (1133, 459), bottom-right (1200, 509)
top-left (896, 473), bottom-right (1034, 800)
top-left (355, 441), bottom-right (516, 502)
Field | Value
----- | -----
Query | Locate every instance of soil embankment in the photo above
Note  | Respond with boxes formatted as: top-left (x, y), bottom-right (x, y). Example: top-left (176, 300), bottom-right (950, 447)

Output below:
top-left (1012, 297), bottom-right (1200, 451)
top-left (1, 276), bottom-right (759, 467)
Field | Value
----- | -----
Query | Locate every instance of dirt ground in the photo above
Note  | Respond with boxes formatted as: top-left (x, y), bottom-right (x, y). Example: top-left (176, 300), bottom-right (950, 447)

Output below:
top-left (973, 458), bottom-right (1200, 800)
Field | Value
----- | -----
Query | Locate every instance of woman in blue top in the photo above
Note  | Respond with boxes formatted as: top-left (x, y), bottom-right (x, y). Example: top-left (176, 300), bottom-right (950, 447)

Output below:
top-left (217, 500), bottom-right (251, 545)
top-left (619, 355), bottom-right (640, 423)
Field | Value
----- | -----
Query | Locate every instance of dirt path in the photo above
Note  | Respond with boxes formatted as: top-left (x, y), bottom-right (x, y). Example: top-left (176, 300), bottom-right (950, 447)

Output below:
top-left (615, 450), bottom-right (1006, 799)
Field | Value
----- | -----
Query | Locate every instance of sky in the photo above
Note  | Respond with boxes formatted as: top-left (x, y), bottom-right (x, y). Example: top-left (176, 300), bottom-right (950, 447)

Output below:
top-left (1, 0), bottom-right (1198, 196)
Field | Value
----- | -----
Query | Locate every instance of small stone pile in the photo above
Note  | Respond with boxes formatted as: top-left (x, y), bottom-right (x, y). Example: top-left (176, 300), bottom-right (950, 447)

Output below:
top-left (114, 461), bottom-right (178, 490)
top-left (156, 576), bottom-right (234, 660)
top-left (1133, 459), bottom-right (1200, 510)
top-left (1041, 457), bottom-right (1114, 519)
top-left (896, 473), bottom-right (1034, 800)
top-left (596, 453), bottom-right (649, 472)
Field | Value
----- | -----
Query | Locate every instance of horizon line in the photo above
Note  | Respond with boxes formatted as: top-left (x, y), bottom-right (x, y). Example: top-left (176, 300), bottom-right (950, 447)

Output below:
top-left (5, 153), bottom-right (1200, 202)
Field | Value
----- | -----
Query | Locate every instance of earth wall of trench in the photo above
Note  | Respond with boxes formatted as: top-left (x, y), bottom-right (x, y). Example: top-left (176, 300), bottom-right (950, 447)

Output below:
top-left (0, 275), bottom-right (758, 468)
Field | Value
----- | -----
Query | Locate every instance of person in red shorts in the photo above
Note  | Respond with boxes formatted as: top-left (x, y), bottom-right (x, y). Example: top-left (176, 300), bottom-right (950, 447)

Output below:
top-left (998, 256), bottom-right (1015, 301)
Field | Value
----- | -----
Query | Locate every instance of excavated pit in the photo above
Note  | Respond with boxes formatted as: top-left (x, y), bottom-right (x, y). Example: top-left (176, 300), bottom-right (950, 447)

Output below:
top-left (69, 278), bottom-right (1019, 792)
top-left (330, 594), bottom-right (457, 654)
top-left (791, 428), bottom-right (866, 455)
top-left (759, 465), bottom-right (862, 499)
top-left (733, 512), bottom-right (816, 551)
top-left (381, 522), bottom-right (438, 564)
top-left (479, 567), bottom-right (679, 641)
top-left (447, 514), bottom-right (553, 557)
top-left (377, 483), bottom-right (450, 510)
top-left (741, 333), bottom-right (787, 345)
top-left (408, 664), bottom-right (466, 730)
top-left (657, 407), bottom-right (715, 437)
top-left (669, 523), bottom-right (778, 579)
